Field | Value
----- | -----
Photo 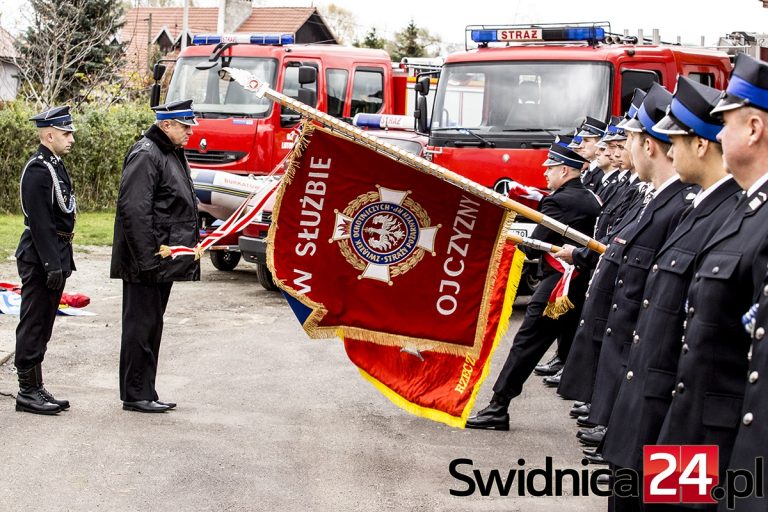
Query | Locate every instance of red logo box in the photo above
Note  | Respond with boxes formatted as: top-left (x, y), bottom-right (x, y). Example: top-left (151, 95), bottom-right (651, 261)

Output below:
top-left (643, 445), bottom-right (718, 504)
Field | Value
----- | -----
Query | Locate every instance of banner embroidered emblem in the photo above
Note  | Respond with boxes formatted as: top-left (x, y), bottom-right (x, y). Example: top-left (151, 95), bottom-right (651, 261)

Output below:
top-left (332, 186), bottom-right (439, 284)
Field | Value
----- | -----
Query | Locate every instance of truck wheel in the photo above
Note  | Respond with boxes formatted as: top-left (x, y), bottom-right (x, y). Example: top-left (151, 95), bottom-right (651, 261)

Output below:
top-left (523, 271), bottom-right (541, 295)
top-left (209, 250), bottom-right (241, 271)
top-left (518, 263), bottom-right (541, 296)
top-left (256, 263), bottom-right (279, 291)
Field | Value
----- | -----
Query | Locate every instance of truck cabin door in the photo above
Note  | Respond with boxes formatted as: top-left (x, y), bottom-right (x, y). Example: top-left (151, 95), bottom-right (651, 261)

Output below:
top-left (618, 65), bottom-right (664, 114)
top-left (349, 66), bottom-right (387, 118)
top-left (275, 60), bottom-right (319, 166)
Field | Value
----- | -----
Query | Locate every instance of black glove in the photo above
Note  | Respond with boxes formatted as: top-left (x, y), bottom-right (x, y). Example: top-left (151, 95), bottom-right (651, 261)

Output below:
top-left (138, 267), bottom-right (159, 285)
top-left (46, 269), bottom-right (64, 290)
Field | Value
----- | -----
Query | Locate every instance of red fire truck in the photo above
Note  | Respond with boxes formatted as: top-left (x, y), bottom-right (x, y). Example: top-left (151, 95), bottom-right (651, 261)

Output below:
top-left (152, 34), bottom-right (422, 270)
top-left (408, 22), bottom-right (731, 292)
top-left (157, 33), bottom-right (414, 173)
top-left (416, 22), bottom-right (731, 194)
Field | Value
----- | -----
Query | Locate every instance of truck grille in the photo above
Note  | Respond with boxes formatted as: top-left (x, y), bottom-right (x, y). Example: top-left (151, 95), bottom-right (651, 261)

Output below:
top-left (184, 150), bottom-right (247, 165)
top-left (261, 211), bottom-right (273, 224)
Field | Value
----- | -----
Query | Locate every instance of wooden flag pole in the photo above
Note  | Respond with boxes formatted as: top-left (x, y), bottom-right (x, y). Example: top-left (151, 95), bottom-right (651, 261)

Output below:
top-left (223, 67), bottom-right (606, 254)
top-left (507, 233), bottom-right (563, 254)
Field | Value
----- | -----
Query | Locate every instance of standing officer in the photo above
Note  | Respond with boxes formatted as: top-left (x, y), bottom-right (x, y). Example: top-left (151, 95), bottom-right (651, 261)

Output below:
top-left (15, 106), bottom-right (77, 415)
top-left (575, 117), bottom-right (608, 193)
top-left (554, 85), bottom-right (687, 447)
top-left (655, 54), bottom-right (768, 505)
top-left (715, 56), bottom-right (768, 512)
top-left (587, 83), bottom-right (697, 436)
top-left (466, 143), bottom-right (600, 430)
top-left (601, 77), bottom-right (740, 511)
top-left (111, 99), bottom-right (200, 413)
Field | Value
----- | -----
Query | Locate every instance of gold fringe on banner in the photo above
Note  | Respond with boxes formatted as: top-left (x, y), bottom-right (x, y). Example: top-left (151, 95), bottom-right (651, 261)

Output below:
top-left (356, 247), bottom-right (526, 428)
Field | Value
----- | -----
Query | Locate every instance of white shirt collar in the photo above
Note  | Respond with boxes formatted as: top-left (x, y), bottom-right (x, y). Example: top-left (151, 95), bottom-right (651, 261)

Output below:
top-left (601, 168), bottom-right (618, 184)
top-left (693, 175), bottom-right (733, 208)
top-left (652, 174), bottom-right (680, 197)
top-left (747, 172), bottom-right (768, 197)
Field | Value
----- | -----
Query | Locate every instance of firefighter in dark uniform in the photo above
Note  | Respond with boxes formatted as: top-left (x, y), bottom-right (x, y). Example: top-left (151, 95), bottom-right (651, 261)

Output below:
top-left (725, 279), bottom-right (768, 512)
top-left (553, 87), bottom-right (679, 446)
top-left (111, 99), bottom-right (200, 413)
top-left (574, 117), bottom-right (608, 194)
top-left (466, 143), bottom-right (600, 430)
top-left (538, 119), bottom-right (638, 388)
top-left (14, 106), bottom-right (77, 415)
top-left (654, 54), bottom-right (768, 509)
top-left (587, 83), bottom-right (698, 439)
top-left (601, 77), bottom-right (740, 511)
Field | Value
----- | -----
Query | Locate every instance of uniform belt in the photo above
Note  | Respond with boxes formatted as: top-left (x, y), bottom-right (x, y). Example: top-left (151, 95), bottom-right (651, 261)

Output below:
top-left (56, 230), bottom-right (75, 242)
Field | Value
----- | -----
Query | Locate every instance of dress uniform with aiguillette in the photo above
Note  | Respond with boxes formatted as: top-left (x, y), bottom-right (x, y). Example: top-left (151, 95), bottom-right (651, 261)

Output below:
top-left (15, 106), bottom-right (77, 415)
top-left (656, 54), bottom-right (768, 493)
top-left (603, 77), bottom-right (741, 475)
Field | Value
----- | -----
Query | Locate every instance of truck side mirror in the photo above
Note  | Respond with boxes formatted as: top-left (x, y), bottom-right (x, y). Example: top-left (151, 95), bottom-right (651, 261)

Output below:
top-left (415, 96), bottom-right (429, 133)
top-left (298, 66), bottom-right (317, 85)
top-left (150, 83), bottom-right (162, 108)
top-left (153, 63), bottom-right (167, 82)
top-left (298, 88), bottom-right (317, 107)
top-left (414, 76), bottom-right (430, 96)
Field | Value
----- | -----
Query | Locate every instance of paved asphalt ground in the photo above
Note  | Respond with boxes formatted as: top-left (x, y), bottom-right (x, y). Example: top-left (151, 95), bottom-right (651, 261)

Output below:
top-left (0, 247), bottom-right (606, 511)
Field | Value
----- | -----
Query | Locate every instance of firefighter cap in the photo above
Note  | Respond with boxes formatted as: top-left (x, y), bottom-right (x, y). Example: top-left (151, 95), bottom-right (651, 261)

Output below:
top-left (616, 88), bottom-right (648, 129)
top-left (152, 99), bottom-right (199, 126)
top-left (654, 76), bottom-right (723, 142)
top-left (602, 115), bottom-right (627, 142)
top-left (622, 83), bottom-right (673, 142)
top-left (576, 116), bottom-right (607, 138)
top-left (567, 132), bottom-right (583, 149)
top-left (543, 143), bottom-right (588, 169)
top-left (30, 105), bottom-right (75, 132)
top-left (712, 53), bottom-right (768, 115)
top-left (555, 134), bottom-right (574, 148)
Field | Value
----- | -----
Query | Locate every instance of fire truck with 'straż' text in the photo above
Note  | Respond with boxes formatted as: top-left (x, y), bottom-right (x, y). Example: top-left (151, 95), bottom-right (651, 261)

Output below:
top-left (408, 21), bottom-right (731, 292)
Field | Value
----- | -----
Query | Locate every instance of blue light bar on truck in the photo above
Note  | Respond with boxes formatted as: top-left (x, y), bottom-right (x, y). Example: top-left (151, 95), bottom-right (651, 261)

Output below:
top-left (192, 33), bottom-right (295, 45)
top-left (352, 113), bottom-right (415, 130)
top-left (470, 26), bottom-right (605, 44)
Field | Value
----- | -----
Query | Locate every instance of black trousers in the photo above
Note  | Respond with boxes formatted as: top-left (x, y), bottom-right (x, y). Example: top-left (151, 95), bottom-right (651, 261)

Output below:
top-left (119, 281), bottom-right (173, 402)
top-left (15, 258), bottom-right (65, 370)
top-left (492, 272), bottom-right (586, 400)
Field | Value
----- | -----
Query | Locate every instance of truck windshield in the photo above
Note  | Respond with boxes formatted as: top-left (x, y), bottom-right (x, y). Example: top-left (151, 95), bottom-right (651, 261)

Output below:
top-left (432, 61), bottom-right (610, 133)
top-left (166, 56), bottom-right (278, 117)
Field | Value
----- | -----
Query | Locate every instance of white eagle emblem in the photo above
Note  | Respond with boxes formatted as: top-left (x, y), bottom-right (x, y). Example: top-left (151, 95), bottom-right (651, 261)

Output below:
top-left (332, 186), bottom-right (439, 284)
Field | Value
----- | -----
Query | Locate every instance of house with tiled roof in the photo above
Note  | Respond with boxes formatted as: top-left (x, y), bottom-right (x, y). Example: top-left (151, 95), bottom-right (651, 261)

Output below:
top-left (120, 5), bottom-right (338, 80)
top-left (0, 25), bottom-right (19, 101)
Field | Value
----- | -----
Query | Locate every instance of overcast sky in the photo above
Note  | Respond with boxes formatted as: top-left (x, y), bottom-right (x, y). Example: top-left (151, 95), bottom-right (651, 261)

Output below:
top-left (2, 0), bottom-right (768, 48)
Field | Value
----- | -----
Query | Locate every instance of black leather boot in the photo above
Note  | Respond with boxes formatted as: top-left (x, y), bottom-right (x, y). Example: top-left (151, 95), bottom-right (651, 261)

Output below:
top-left (35, 364), bottom-right (69, 410)
top-left (16, 367), bottom-right (61, 415)
top-left (465, 395), bottom-right (510, 431)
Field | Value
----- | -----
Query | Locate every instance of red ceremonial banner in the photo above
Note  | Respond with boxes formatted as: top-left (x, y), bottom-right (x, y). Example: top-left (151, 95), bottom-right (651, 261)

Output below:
top-left (268, 122), bottom-right (515, 358)
top-left (344, 242), bottom-right (525, 427)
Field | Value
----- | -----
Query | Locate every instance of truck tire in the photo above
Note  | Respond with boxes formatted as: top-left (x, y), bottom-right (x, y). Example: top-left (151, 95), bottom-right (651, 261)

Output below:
top-left (209, 250), bottom-right (241, 271)
top-left (256, 263), bottom-right (279, 291)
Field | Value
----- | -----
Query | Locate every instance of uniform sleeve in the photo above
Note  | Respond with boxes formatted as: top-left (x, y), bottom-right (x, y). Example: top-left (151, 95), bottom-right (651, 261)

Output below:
top-left (22, 163), bottom-right (61, 271)
top-left (116, 148), bottom-right (161, 271)
top-left (519, 195), bottom-right (563, 259)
